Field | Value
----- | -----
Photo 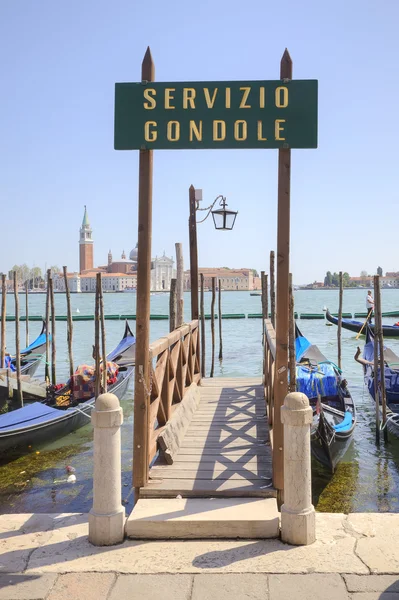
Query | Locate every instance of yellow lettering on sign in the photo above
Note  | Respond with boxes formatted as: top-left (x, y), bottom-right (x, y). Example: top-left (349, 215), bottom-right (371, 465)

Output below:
top-left (213, 120), bottom-right (226, 141)
top-left (275, 119), bottom-right (285, 140)
top-left (239, 87), bottom-right (251, 108)
top-left (275, 86), bottom-right (288, 108)
top-left (144, 121), bottom-right (157, 142)
top-left (189, 120), bottom-right (202, 141)
top-left (225, 87), bottom-right (231, 109)
top-left (143, 88), bottom-right (156, 109)
top-left (167, 121), bottom-right (180, 141)
top-left (234, 120), bottom-right (247, 141)
top-left (257, 121), bottom-right (267, 141)
top-left (259, 87), bottom-right (265, 108)
top-left (165, 88), bottom-right (176, 109)
top-left (183, 88), bottom-right (196, 109)
top-left (204, 88), bottom-right (218, 108)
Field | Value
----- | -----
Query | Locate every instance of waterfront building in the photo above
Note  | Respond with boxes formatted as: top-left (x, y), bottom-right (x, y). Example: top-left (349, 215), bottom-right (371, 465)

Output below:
top-left (184, 268), bottom-right (258, 291)
top-left (80, 272), bottom-right (137, 292)
top-left (77, 208), bottom-right (174, 291)
top-left (151, 253), bottom-right (176, 291)
top-left (53, 273), bottom-right (81, 293)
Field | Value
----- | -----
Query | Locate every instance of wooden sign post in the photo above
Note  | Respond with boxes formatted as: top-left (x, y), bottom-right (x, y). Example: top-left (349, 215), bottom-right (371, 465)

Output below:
top-left (273, 50), bottom-right (293, 497)
top-left (132, 48), bottom-right (155, 496)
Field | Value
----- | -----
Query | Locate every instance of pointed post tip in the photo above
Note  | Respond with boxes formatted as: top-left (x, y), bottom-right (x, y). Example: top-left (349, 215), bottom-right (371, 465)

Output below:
top-left (189, 184), bottom-right (195, 190)
top-left (142, 46), bottom-right (155, 81)
top-left (281, 48), bottom-right (292, 63)
top-left (280, 48), bottom-right (293, 78)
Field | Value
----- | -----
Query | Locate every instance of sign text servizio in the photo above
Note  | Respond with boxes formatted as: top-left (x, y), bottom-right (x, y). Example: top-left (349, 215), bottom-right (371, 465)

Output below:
top-left (114, 80), bottom-right (318, 150)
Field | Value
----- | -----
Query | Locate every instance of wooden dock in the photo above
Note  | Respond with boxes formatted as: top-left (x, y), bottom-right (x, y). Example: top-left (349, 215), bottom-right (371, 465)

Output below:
top-left (141, 377), bottom-right (274, 499)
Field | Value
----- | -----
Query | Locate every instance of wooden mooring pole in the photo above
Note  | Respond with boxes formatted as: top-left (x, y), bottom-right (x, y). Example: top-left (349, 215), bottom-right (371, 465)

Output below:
top-left (169, 278), bottom-right (177, 333)
top-left (374, 275), bottom-right (380, 444)
top-left (133, 47), bottom-right (154, 495)
top-left (45, 270), bottom-right (50, 382)
top-left (375, 276), bottom-right (388, 442)
top-left (270, 250), bottom-right (276, 328)
top-left (175, 243), bottom-right (184, 327)
top-left (13, 272), bottom-right (23, 407)
top-left (200, 273), bottom-right (205, 377)
top-left (25, 281), bottom-right (29, 347)
top-left (210, 277), bottom-right (216, 377)
top-left (49, 274), bottom-right (56, 385)
top-left (261, 270), bottom-right (265, 345)
top-left (218, 279), bottom-right (223, 360)
top-left (98, 275), bottom-right (107, 393)
top-left (338, 271), bottom-right (343, 370)
top-left (95, 273), bottom-right (101, 399)
top-left (63, 266), bottom-right (74, 378)
top-left (273, 49), bottom-right (293, 500)
top-left (1, 274), bottom-right (6, 368)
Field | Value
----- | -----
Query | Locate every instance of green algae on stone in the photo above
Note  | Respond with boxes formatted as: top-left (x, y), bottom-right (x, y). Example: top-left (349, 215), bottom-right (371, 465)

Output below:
top-left (0, 444), bottom-right (83, 493)
top-left (316, 461), bottom-right (359, 513)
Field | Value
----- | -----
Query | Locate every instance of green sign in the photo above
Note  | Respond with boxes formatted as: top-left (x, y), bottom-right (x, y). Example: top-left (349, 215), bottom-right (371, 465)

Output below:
top-left (114, 80), bottom-right (318, 150)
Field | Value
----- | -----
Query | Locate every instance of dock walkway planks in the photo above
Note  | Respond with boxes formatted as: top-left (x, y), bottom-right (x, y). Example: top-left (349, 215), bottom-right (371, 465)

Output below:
top-left (141, 377), bottom-right (275, 499)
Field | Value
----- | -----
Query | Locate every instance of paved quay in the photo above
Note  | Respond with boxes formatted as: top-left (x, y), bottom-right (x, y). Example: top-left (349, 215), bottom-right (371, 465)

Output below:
top-left (1, 512), bottom-right (399, 598)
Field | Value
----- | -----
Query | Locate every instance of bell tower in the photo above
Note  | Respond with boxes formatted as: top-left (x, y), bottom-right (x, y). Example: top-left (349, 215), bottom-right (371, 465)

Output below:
top-left (79, 206), bottom-right (94, 273)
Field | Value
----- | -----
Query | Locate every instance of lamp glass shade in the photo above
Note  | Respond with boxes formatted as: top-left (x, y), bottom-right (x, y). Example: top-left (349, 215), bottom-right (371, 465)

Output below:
top-left (211, 208), bottom-right (238, 231)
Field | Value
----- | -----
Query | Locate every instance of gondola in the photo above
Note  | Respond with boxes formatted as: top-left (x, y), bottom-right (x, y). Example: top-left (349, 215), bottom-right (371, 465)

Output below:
top-left (296, 325), bottom-right (356, 472)
top-left (0, 321), bottom-right (135, 453)
top-left (356, 326), bottom-right (399, 438)
top-left (326, 309), bottom-right (399, 338)
top-left (5, 321), bottom-right (49, 377)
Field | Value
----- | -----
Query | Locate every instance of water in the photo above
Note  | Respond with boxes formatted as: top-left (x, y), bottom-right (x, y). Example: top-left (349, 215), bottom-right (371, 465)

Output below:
top-left (1, 288), bottom-right (399, 514)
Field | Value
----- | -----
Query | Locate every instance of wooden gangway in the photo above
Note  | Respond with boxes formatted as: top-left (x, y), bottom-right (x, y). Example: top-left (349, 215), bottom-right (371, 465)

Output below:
top-left (141, 377), bottom-right (274, 498)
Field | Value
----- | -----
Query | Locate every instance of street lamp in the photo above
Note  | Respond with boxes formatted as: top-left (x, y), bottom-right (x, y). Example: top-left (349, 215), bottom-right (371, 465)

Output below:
top-left (211, 196), bottom-right (238, 231)
top-left (195, 191), bottom-right (238, 231)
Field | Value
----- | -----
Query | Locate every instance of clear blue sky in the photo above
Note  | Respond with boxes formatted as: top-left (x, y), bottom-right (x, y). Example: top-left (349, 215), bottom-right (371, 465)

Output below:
top-left (1, 0), bottom-right (397, 283)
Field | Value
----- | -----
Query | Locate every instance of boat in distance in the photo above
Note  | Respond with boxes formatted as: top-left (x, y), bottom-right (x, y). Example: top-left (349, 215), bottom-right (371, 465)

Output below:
top-left (0, 322), bottom-right (136, 453)
top-left (326, 309), bottom-right (399, 338)
top-left (296, 325), bottom-right (356, 472)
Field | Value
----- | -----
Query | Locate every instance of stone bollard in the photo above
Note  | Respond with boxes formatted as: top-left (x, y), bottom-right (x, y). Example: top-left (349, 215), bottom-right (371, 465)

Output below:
top-left (88, 393), bottom-right (125, 546)
top-left (280, 392), bottom-right (316, 545)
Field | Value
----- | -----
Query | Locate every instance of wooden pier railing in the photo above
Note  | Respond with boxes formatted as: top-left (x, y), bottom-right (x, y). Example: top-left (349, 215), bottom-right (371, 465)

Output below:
top-left (263, 318), bottom-right (276, 427)
top-left (147, 320), bottom-right (200, 468)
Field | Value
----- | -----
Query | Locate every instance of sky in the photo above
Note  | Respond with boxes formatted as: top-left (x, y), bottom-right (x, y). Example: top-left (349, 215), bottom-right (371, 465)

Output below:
top-left (1, 0), bottom-right (398, 284)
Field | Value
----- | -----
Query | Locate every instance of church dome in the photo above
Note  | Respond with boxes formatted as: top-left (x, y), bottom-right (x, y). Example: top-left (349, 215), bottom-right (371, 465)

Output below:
top-left (129, 243), bottom-right (138, 262)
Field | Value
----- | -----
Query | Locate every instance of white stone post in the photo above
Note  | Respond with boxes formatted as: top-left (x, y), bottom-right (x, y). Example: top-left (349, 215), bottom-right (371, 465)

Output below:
top-left (88, 393), bottom-right (125, 546)
top-left (280, 392), bottom-right (316, 545)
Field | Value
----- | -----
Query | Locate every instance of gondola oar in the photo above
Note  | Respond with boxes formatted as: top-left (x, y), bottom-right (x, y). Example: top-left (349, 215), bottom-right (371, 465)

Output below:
top-left (356, 310), bottom-right (372, 340)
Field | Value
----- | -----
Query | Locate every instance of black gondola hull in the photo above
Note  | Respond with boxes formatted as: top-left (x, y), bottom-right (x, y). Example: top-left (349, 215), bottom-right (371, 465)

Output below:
top-left (311, 423), bottom-right (354, 472)
top-left (326, 309), bottom-right (399, 338)
top-left (0, 367), bottom-right (133, 453)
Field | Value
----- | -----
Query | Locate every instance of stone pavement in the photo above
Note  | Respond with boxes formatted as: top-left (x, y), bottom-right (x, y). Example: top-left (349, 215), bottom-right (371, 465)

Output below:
top-left (1, 512), bottom-right (399, 598)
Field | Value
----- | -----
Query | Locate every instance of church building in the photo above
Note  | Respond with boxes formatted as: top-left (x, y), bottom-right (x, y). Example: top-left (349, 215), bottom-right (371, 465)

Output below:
top-left (76, 207), bottom-right (176, 291)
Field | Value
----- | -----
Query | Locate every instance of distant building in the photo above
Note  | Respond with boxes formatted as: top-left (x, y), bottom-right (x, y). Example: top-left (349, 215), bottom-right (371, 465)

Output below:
top-left (184, 268), bottom-right (257, 291)
top-left (79, 206), bottom-right (94, 273)
top-left (53, 273), bottom-right (81, 293)
top-left (151, 254), bottom-right (176, 291)
top-left (350, 275), bottom-right (399, 288)
top-left (80, 272), bottom-right (137, 292)
top-left (77, 208), bottom-right (175, 291)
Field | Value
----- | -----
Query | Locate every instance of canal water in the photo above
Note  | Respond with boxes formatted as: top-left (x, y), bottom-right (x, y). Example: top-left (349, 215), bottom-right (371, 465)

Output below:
top-left (1, 289), bottom-right (399, 514)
